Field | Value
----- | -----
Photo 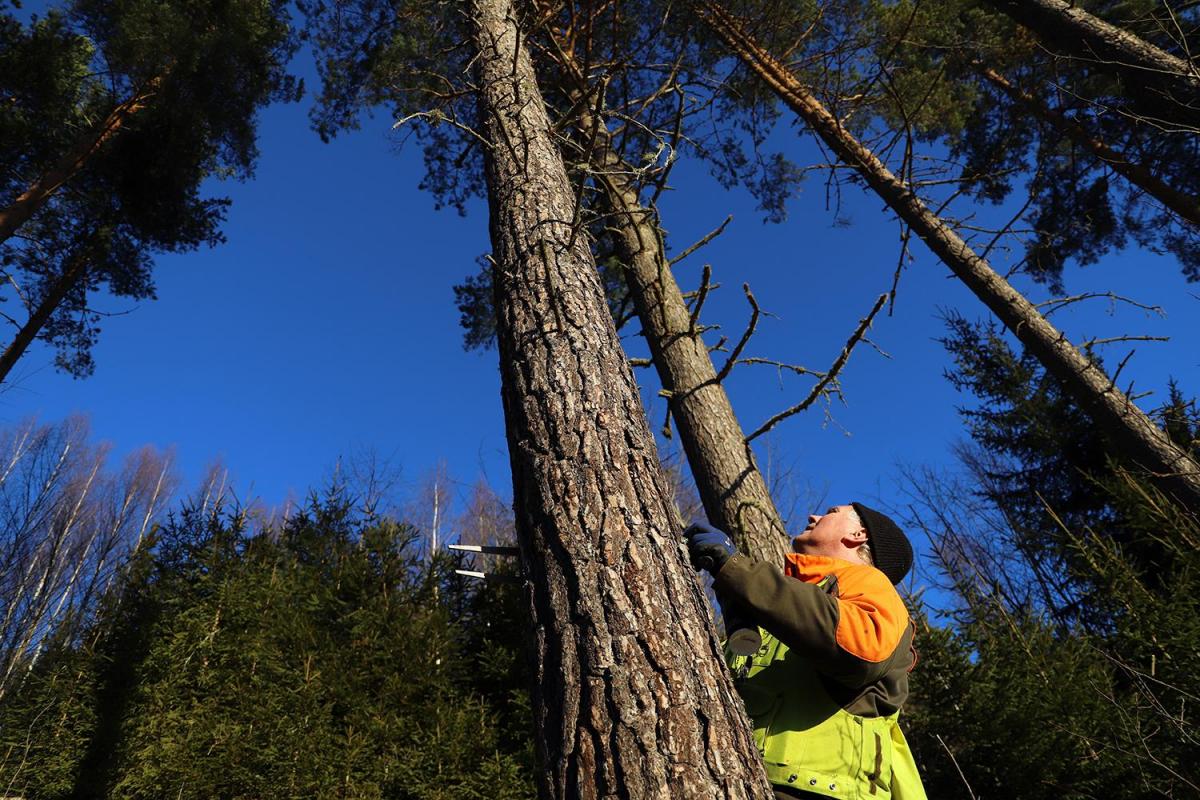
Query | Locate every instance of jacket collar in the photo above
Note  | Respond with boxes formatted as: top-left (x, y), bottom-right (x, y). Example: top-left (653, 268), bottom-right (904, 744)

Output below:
top-left (782, 552), bottom-right (868, 584)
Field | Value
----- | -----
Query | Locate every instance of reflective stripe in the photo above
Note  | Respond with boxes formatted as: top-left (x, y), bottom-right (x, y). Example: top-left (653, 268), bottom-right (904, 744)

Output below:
top-left (869, 732), bottom-right (883, 795)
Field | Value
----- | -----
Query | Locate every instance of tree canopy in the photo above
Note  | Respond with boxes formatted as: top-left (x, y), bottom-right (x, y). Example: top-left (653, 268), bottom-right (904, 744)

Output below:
top-left (0, 0), bottom-right (299, 379)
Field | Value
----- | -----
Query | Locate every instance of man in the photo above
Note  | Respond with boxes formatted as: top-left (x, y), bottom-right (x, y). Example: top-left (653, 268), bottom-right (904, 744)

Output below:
top-left (685, 503), bottom-right (926, 800)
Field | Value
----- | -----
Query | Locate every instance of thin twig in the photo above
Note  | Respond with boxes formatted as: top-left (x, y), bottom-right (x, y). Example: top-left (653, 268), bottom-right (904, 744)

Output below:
top-left (935, 734), bottom-right (979, 800)
top-left (888, 221), bottom-right (910, 316)
top-left (670, 215), bottom-right (733, 266)
top-left (1082, 335), bottom-right (1169, 347)
top-left (1036, 291), bottom-right (1166, 318)
top-left (737, 357), bottom-right (820, 378)
top-left (689, 264), bottom-right (714, 336)
top-left (716, 283), bottom-right (760, 383)
top-left (746, 293), bottom-right (887, 443)
top-left (393, 110), bottom-right (492, 151)
top-left (1108, 349), bottom-right (1137, 392)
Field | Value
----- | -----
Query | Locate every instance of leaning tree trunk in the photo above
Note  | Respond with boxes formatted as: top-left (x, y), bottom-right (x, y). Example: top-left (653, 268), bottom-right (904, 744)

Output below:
top-left (981, 0), bottom-right (1200, 129)
top-left (469, 0), bottom-right (774, 797)
top-left (700, 1), bottom-right (1200, 513)
top-left (581, 111), bottom-right (791, 565)
top-left (0, 245), bottom-right (91, 385)
top-left (977, 65), bottom-right (1200, 227)
top-left (0, 80), bottom-right (160, 245)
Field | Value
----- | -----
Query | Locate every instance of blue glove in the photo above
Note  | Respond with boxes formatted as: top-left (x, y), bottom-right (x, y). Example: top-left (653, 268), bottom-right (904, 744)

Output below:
top-left (683, 523), bottom-right (736, 574)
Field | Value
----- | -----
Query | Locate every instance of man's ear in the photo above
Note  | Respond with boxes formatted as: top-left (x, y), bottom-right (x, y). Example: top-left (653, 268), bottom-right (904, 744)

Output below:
top-left (842, 529), bottom-right (869, 548)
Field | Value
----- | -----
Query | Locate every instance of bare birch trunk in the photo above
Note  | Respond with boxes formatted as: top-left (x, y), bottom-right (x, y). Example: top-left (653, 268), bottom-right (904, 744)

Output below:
top-left (978, 66), bottom-right (1200, 226)
top-left (0, 432), bottom-right (74, 666)
top-left (701, 1), bottom-right (1200, 513)
top-left (470, 0), bottom-right (773, 796)
top-left (0, 452), bottom-right (101, 697)
top-left (981, 0), bottom-right (1200, 128)
top-left (0, 80), bottom-right (160, 245)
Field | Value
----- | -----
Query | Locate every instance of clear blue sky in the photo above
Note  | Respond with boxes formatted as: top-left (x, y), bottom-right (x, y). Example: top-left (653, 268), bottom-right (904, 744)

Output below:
top-left (4, 35), bottom-right (1197, 582)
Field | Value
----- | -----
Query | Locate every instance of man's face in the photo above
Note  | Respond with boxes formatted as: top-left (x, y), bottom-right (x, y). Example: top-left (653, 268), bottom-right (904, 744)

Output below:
top-left (792, 504), bottom-right (867, 557)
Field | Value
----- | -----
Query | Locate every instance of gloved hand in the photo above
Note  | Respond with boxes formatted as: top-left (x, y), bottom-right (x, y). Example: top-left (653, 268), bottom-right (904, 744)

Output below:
top-left (683, 523), bottom-right (736, 574)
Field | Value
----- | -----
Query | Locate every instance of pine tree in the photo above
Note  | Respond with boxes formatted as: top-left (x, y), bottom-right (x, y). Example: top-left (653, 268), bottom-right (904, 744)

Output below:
top-left (469, 0), bottom-right (772, 792)
top-left (862, 0), bottom-right (1200, 286)
top-left (0, 0), bottom-right (299, 381)
top-left (695, 1), bottom-right (1200, 512)
top-left (896, 326), bottom-right (1200, 798)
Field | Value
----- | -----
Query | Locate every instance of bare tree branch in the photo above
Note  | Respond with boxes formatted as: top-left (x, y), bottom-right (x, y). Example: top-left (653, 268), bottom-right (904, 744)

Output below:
top-left (670, 214), bottom-right (733, 266)
top-left (716, 283), bottom-right (761, 383)
top-left (745, 293), bottom-right (887, 443)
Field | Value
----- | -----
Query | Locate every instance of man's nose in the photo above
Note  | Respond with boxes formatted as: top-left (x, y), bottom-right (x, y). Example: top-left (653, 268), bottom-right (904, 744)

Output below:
top-left (807, 514), bottom-right (821, 525)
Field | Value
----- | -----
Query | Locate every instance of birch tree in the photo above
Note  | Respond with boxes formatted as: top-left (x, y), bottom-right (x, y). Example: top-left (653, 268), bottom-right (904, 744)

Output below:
top-left (0, 416), bottom-right (175, 700)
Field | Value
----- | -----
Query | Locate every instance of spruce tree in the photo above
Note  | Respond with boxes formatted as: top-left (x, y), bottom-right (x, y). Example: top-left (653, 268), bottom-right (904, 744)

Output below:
top-left (897, 325), bottom-right (1200, 798)
top-left (0, 493), bottom-right (539, 799)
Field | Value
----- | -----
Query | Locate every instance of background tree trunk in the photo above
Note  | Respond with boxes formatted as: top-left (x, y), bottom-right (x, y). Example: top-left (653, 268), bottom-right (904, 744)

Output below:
top-left (981, 0), bottom-right (1200, 129)
top-left (977, 65), bottom-right (1200, 227)
top-left (580, 104), bottom-right (791, 564)
top-left (700, 1), bottom-right (1200, 514)
top-left (0, 83), bottom-right (158, 245)
top-left (470, 0), bottom-right (773, 796)
top-left (0, 246), bottom-right (91, 385)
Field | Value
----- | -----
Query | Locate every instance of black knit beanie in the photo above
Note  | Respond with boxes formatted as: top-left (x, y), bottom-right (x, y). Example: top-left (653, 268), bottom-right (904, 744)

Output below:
top-left (851, 502), bottom-right (913, 585)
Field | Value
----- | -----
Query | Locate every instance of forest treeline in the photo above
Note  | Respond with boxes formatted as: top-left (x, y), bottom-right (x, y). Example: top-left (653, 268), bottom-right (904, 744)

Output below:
top-left (0, 345), bottom-right (1197, 798)
top-left (4, 0), bottom-right (1200, 797)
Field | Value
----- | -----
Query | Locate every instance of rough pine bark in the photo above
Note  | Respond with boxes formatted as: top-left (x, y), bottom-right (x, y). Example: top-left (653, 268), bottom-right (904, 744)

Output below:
top-left (469, 0), bottom-right (774, 797)
top-left (0, 80), bottom-right (160, 245)
top-left (981, 0), bottom-right (1200, 129)
top-left (700, 1), bottom-right (1200, 513)
top-left (978, 65), bottom-right (1200, 227)
top-left (580, 108), bottom-right (792, 565)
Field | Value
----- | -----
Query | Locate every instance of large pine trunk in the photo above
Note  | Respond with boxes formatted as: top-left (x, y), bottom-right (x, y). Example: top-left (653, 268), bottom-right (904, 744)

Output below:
top-left (577, 103), bottom-right (791, 565)
top-left (981, 0), bottom-right (1200, 129)
top-left (700, 2), bottom-right (1200, 513)
top-left (977, 66), bottom-right (1200, 227)
top-left (469, 0), bottom-right (774, 796)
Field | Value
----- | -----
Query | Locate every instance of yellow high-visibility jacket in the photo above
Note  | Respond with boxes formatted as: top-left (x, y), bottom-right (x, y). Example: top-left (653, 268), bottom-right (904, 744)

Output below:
top-left (718, 554), bottom-right (928, 800)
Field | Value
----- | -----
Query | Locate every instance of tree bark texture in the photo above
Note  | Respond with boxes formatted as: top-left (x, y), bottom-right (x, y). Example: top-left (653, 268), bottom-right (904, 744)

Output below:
top-left (978, 65), bottom-right (1200, 227)
top-left (701, 1), bottom-right (1200, 513)
top-left (576, 103), bottom-right (791, 565)
top-left (469, 0), bottom-right (774, 797)
top-left (0, 245), bottom-right (90, 384)
top-left (982, 0), bottom-right (1200, 128)
top-left (0, 81), bottom-right (159, 245)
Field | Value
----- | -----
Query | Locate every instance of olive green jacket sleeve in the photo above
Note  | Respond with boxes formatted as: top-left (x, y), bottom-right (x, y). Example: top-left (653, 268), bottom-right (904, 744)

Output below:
top-left (713, 553), bottom-right (909, 689)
